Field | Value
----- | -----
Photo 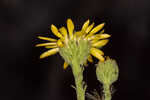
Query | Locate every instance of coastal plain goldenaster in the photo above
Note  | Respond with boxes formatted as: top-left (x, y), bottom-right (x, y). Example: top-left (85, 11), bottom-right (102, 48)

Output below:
top-left (36, 19), bottom-right (110, 69)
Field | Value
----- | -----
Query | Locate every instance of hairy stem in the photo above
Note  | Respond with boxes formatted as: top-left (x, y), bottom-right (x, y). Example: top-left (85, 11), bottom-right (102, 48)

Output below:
top-left (103, 84), bottom-right (111, 100)
top-left (71, 60), bottom-right (86, 100)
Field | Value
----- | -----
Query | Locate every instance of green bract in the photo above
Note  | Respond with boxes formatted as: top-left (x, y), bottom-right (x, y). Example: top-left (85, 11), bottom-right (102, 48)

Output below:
top-left (59, 39), bottom-right (91, 66)
top-left (96, 59), bottom-right (119, 85)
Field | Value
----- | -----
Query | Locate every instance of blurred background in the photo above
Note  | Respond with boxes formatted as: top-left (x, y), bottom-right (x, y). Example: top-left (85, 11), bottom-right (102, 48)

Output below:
top-left (0, 0), bottom-right (150, 100)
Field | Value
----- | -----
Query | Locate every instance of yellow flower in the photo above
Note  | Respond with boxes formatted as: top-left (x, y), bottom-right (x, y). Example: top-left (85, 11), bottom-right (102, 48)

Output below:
top-left (36, 18), bottom-right (110, 69)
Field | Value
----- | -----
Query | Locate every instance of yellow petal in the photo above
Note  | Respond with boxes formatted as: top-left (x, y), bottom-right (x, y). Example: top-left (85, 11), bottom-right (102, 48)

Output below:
top-left (89, 23), bottom-right (105, 34)
top-left (63, 62), bottom-right (69, 69)
top-left (89, 34), bottom-right (110, 40)
top-left (67, 19), bottom-right (74, 39)
top-left (90, 48), bottom-right (105, 62)
top-left (57, 39), bottom-right (64, 47)
top-left (82, 19), bottom-right (90, 31)
top-left (85, 22), bottom-right (95, 33)
top-left (38, 36), bottom-right (57, 41)
top-left (51, 24), bottom-right (63, 38)
top-left (92, 39), bottom-right (109, 48)
top-left (40, 48), bottom-right (59, 59)
top-left (87, 55), bottom-right (93, 63)
top-left (99, 34), bottom-right (111, 39)
top-left (59, 27), bottom-right (68, 37)
top-left (76, 20), bottom-right (90, 37)
top-left (36, 42), bottom-right (57, 47)
top-left (45, 45), bottom-right (57, 48)
top-left (86, 23), bottom-right (105, 39)
top-left (91, 39), bottom-right (99, 44)
top-left (74, 31), bottom-right (82, 37)
top-left (90, 48), bottom-right (104, 55)
top-left (99, 29), bottom-right (105, 34)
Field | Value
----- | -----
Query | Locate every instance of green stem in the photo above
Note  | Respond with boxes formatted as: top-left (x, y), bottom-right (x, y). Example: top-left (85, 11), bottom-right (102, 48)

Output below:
top-left (103, 84), bottom-right (111, 100)
top-left (71, 60), bottom-right (86, 100)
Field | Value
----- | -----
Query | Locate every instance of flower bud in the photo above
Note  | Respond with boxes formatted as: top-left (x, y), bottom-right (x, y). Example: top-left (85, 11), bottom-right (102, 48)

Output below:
top-left (96, 58), bottom-right (119, 85)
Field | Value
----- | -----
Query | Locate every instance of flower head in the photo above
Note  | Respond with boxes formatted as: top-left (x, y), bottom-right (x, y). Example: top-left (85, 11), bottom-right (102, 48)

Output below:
top-left (36, 19), bottom-right (110, 69)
